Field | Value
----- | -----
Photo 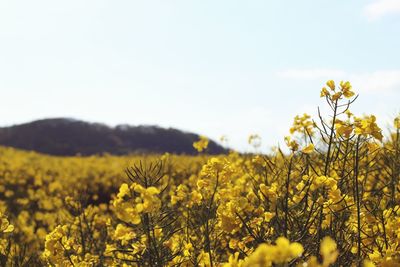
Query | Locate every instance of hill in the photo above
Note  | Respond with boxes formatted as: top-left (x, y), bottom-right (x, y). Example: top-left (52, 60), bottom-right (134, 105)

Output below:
top-left (0, 118), bottom-right (227, 156)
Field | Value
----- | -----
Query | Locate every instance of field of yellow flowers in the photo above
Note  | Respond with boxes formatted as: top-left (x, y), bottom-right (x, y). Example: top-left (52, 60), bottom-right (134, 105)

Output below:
top-left (0, 81), bottom-right (399, 266)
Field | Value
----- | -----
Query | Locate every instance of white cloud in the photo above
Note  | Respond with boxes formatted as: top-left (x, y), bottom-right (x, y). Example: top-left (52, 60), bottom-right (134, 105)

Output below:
top-left (349, 70), bottom-right (400, 92)
top-left (277, 68), bottom-right (400, 93)
top-left (363, 0), bottom-right (400, 21)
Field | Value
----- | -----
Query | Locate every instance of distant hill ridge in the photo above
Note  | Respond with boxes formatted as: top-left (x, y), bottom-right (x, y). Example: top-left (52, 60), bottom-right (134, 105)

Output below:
top-left (0, 118), bottom-right (227, 156)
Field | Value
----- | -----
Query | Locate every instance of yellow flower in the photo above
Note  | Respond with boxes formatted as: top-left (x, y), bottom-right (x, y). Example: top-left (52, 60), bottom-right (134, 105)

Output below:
top-left (113, 201), bottom-right (141, 225)
top-left (363, 260), bottom-right (376, 267)
top-left (133, 185), bottom-right (161, 213)
top-left (183, 242), bottom-right (193, 257)
top-left (222, 252), bottom-right (242, 267)
top-left (320, 236), bottom-right (338, 266)
top-left (394, 116), bottom-right (400, 129)
top-left (284, 136), bottom-right (299, 151)
top-left (340, 80), bottom-right (355, 98)
top-left (335, 120), bottom-right (353, 138)
top-left (320, 87), bottom-right (330, 97)
top-left (190, 190), bottom-right (202, 206)
top-left (113, 224), bottom-right (136, 245)
top-left (241, 237), bottom-right (303, 266)
top-left (302, 143), bottom-right (315, 154)
top-left (264, 212), bottom-right (275, 222)
top-left (274, 237), bottom-right (304, 262)
top-left (354, 115), bottom-right (383, 141)
top-left (331, 92), bottom-right (342, 101)
top-left (242, 243), bottom-right (271, 267)
top-left (328, 186), bottom-right (342, 204)
top-left (193, 136), bottom-right (209, 152)
top-left (117, 183), bottom-right (130, 199)
top-left (0, 213), bottom-right (14, 233)
top-left (290, 113), bottom-right (315, 136)
top-left (345, 109), bottom-right (353, 118)
top-left (367, 142), bottom-right (380, 152)
top-left (326, 80), bottom-right (335, 90)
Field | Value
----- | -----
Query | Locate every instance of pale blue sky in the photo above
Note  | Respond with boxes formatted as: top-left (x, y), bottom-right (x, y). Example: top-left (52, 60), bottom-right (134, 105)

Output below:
top-left (1, 0), bottom-right (399, 151)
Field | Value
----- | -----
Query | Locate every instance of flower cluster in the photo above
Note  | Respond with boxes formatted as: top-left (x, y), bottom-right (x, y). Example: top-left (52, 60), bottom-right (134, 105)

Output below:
top-left (0, 80), bottom-right (398, 266)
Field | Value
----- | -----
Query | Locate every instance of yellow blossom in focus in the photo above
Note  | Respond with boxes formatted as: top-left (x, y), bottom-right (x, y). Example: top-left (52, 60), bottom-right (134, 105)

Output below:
top-left (340, 81), bottom-right (355, 98)
top-left (117, 183), bottom-right (130, 199)
top-left (326, 80), bottom-right (335, 90)
top-left (321, 87), bottom-right (329, 97)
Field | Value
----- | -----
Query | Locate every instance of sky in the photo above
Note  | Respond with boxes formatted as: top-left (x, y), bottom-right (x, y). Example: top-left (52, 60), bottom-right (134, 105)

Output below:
top-left (0, 0), bottom-right (399, 152)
